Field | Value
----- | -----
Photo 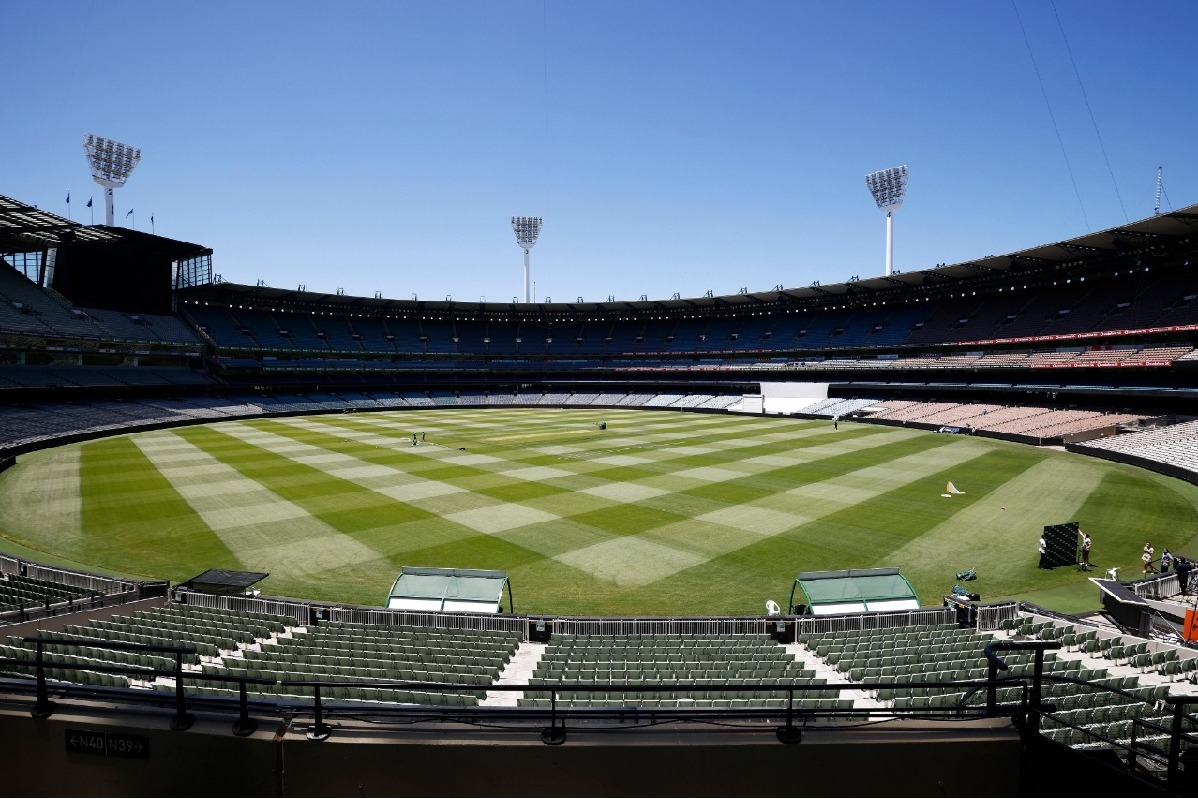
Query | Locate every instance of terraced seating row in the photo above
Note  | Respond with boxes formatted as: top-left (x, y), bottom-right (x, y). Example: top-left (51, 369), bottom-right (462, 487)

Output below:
top-left (548, 641), bottom-right (781, 653)
top-left (296, 622), bottom-right (518, 642)
top-left (147, 604), bottom-right (293, 628)
top-left (178, 679), bottom-right (479, 705)
top-left (85, 618), bottom-right (255, 650)
top-left (802, 623), bottom-right (980, 646)
top-left (291, 630), bottom-right (517, 644)
top-left (893, 694), bottom-right (978, 709)
top-left (2, 574), bottom-right (91, 598)
top-left (541, 666), bottom-right (819, 682)
top-left (831, 639), bottom-right (992, 669)
top-left (2, 639), bottom-right (177, 673)
top-left (542, 647), bottom-right (795, 665)
top-left (0, 666), bottom-right (133, 688)
top-left (277, 635), bottom-right (512, 657)
top-left (1045, 683), bottom-right (1171, 710)
top-left (207, 661), bottom-right (492, 688)
top-left (1015, 617), bottom-right (1198, 679)
top-left (551, 634), bottom-right (780, 649)
top-left (0, 576), bottom-right (93, 609)
top-left (239, 650), bottom-right (502, 678)
top-left (133, 608), bottom-right (287, 641)
top-left (531, 634), bottom-right (830, 708)
top-left (851, 651), bottom-right (1070, 687)
top-left (61, 624), bottom-right (217, 660)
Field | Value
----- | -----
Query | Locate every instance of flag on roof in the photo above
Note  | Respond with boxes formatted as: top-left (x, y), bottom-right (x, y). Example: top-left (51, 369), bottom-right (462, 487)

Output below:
top-left (126, 209), bottom-right (133, 218)
top-left (86, 198), bottom-right (92, 208)
top-left (66, 192), bottom-right (70, 204)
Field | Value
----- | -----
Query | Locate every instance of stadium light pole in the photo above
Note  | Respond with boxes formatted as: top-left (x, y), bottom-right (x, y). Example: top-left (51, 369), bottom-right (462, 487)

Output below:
top-left (865, 165), bottom-right (908, 277)
top-left (511, 216), bottom-right (543, 303)
top-left (83, 134), bottom-right (141, 227)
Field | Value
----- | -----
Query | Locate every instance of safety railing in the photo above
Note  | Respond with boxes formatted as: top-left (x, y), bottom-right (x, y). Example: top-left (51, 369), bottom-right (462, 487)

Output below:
top-left (1129, 572), bottom-right (1181, 600)
top-left (0, 555), bottom-right (132, 594)
top-left (975, 601), bottom-right (1021, 632)
top-left (326, 606), bottom-right (528, 635)
top-left (173, 589), bottom-right (309, 624)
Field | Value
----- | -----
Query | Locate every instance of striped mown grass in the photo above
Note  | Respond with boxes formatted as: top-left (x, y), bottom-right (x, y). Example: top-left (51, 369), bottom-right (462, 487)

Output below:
top-left (1, 408), bottom-right (1195, 616)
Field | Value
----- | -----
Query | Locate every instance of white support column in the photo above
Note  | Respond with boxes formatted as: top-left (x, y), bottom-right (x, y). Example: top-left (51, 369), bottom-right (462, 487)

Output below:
top-left (885, 211), bottom-right (894, 277)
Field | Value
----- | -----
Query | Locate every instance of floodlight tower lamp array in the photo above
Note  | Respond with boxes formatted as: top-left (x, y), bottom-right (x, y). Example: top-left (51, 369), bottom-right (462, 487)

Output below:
top-left (865, 165), bottom-right (908, 277)
top-left (83, 134), bottom-right (142, 227)
top-left (512, 216), bottom-right (543, 303)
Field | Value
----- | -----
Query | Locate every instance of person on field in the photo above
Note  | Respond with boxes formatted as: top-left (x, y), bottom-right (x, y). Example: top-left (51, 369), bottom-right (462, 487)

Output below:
top-left (1176, 557), bottom-right (1193, 595)
top-left (1038, 535), bottom-right (1049, 569)
top-left (1079, 531), bottom-right (1092, 571)
top-left (1143, 542), bottom-right (1155, 575)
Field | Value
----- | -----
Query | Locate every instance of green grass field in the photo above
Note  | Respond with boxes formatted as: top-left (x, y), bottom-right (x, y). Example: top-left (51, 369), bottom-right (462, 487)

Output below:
top-left (2, 408), bottom-right (1196, 617)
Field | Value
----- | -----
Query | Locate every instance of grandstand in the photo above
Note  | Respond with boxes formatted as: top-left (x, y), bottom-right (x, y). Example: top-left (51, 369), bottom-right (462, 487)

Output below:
top-left (1, 192), bottom-right (1198, 794)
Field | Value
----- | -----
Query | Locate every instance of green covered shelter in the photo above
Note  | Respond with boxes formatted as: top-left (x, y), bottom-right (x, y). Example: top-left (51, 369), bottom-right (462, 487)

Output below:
top-left (788, 567), bottom-right (920, 615)
top-left (385, 566), bottom-right (513, 614)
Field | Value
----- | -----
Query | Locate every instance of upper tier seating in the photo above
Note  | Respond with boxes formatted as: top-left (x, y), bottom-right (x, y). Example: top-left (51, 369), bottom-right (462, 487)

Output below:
top-left (1079, 419), bottom-right (1198, 473)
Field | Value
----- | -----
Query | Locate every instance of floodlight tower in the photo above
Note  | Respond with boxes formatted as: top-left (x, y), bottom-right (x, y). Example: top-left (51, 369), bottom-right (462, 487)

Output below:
top-left (865, 165), bottom-right (908, 277)
top-left (82, 134), bottom-right (142, 227)
top-left (511, 216), bottom-right (543, 303)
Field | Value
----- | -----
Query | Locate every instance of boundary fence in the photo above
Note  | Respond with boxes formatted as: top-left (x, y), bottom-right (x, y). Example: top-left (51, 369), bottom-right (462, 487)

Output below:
top-left (794, 607), bottom-right (955, 636)
top-left (550, 616), bottom-right (769, 638)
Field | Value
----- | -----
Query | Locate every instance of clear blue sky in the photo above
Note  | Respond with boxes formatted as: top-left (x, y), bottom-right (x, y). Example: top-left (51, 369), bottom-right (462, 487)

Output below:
top-left (6, 1), bottom-right (1197, 303)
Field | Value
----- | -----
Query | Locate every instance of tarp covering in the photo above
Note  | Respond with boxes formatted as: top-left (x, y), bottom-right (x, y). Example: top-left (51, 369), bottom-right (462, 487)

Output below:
top-left (793, 567), bottom-right (920, 615)
top-left (180, 569), bottom-right (268, 594)
top-left (386, 566), bottom-right (509, 614)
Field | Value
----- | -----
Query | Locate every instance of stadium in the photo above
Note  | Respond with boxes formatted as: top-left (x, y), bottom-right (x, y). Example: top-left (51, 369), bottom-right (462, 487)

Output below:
top-left (5, 5), bottom-right (1198, 796)
top-left (1, 183), bottom-right (1197, 793)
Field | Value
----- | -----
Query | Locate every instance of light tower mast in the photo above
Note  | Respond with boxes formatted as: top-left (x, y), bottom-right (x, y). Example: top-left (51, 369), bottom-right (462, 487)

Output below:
top-left (511, 216), bottom-right (543, 303)
top-left (865, 165), bottom-right (909, 277)
top-left (82, 134), bottom-right (141, 227)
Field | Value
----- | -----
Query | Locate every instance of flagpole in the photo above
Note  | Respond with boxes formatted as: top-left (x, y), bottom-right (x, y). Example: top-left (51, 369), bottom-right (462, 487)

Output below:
top-left (88, 199), bottom-right (94, 225)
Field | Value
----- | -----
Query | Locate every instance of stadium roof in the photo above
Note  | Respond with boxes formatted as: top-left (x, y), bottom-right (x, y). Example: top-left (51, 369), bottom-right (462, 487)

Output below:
top-left (790, 567), bottom-right (920, 615)
top-left (0, 194), bottom-right (122, 248)
top-left (0, 194), bottom-right (208, 260)
top-left (386, 566), bottom-right (512, 614)
top-left (178, 201), bottom-right (1198, 319)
